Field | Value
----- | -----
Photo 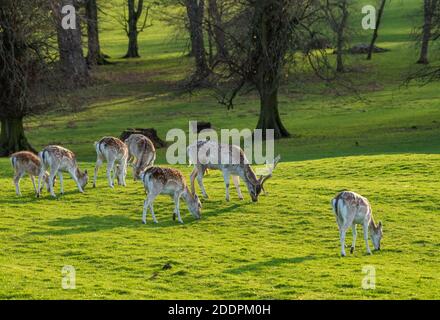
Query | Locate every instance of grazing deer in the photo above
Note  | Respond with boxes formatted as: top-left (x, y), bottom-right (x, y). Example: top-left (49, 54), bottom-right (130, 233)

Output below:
top-left (124, 134), bottom-right (156, 181)
top-left (93, 137), bottom-right (129, 188)
top-left (331, 191), bottom-right (383, 256)
top-left (37, 145), bottom-right (88, 198)
top-left (140, 167), bottom-right (201, 224)
top-left (10, 151), bottom-right (53, 196)
top-left (187, 140), bottom-right (280, 202)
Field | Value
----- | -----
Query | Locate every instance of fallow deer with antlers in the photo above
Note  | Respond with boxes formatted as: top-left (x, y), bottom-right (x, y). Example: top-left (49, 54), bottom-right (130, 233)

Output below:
top-left (187, 140), bottom-right (280, 202)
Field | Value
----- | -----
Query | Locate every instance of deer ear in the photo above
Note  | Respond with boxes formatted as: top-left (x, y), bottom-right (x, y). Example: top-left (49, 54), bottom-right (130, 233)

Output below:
top-left (84, 169), bottom-right (88, 175)
top-left (378, 221), bottom-right (383, 228)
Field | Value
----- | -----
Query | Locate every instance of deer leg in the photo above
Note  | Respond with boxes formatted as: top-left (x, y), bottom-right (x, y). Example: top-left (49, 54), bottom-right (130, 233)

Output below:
top-left (351, 224), bottom-right (357, 254)
top-left (363, 222), bottom-right (372, 255)
top-left (149, 203), bottom-right (158, 224)
top-left (222, 171), bottom-right (231, 202)
top-left (13, 172), bottom-right (24, 196)
top-left (196, 168), bottom-right (209, 199)
top-left (121, 159), bottom-right (128, 187)
top-left (37, 165), bottom-right (46, 198)
top-left (174, 192), bottom-right (184, 224)
top-left (143, 191), bottom-right (159, 224)
top-left (132, 158), bottom-right (139, 181)
top-left (232, 176), bottom-right (243, 200)
top-left (58, 172), bottom-right (64, 195)
top-left (106, 159), bottom-right (115, 188)
top-left (29, 175), bottom-right (37, 195)
top-left (340, 227), bottom-right (347, 257)
top-left (69, 168), bottom-right (84, 193)
top-left (48, 166), bottom-right (59, 198)
top-left (142, 198), bottom-right (149, 224)
top-left (93, 157), bottom-right (103, 188)
top-left (190, 167), bottom-right (198, 196)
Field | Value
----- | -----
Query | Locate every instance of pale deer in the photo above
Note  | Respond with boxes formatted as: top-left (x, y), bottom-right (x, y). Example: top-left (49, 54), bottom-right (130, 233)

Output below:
top-left (37, 145), bottom-right (88, 198)
top-left (10, 151), bottom-right (53, 196)
top-left (124, 134), bottom-right (156, 181)
top-left (93, 137), bottom-right (129, 188)
top-left (140, 167), bottom-right (201, 224)
top-left (187, 140), bottom-right (280, 202)
top-left (331, 191), bottom-right (383, 256)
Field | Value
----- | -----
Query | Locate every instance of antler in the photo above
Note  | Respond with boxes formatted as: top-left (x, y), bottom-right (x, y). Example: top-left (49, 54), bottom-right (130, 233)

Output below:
top-left (260, 155), bottom-right (281, 195)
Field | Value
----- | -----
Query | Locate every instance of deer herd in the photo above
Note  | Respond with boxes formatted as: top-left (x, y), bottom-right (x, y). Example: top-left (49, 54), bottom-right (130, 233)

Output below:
top-left (9, 134), bottom-right (383, 256)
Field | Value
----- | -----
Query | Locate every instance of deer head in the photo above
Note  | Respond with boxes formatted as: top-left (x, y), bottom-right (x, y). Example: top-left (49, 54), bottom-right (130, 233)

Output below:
top-left (244, 155), bottom-right (281, 202)
top-left (77, 169), bottom-right (89, 190)
top-left (370, 221), bottom-right (383, 251)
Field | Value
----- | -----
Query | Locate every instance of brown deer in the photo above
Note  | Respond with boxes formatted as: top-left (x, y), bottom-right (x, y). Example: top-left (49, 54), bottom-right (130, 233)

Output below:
top-left (140, 167), bottom-right (201, 224)
top-left (124, 134), bottom-right (156, 181)
top-left (37, 145), bottom-right (88, 198)
top-left (93, 137), bottom-right (129, 188)
top-left (10, 151), bottom-right (53, 196)
top-left (332, 191), bottom-right (383, 256)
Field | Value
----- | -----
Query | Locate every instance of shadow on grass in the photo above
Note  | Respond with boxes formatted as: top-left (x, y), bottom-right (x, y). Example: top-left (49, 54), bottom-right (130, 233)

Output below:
top-left (29, 215), bottom-right (138, 236)
top-left (0, 189), bottom-right (85, 205)
top-left (225, 255), bottom-right (316, 275)
top-left (140, 202), bottom-right (246, 228)
top-left (27, 202), bottom-right (245, 235)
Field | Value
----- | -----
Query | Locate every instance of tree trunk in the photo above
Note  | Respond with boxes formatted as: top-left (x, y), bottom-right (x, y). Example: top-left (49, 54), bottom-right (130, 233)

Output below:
top-left (417, 0), bottom-right (437, 64)
top-left (208, 0), bottom-right (228, 60)
top-left (252, 0), bottom-right (290, 139)
top-left (256, 88), bottom-right (290, 139)
top-left (185, 0), bottom-right (209, 78)
top-left (207, 13), bottom-right (215, 66)
top-left (367, 0), bottom-right (386, 60)
top-left (125, 28), bottom-right (140, 58)
top-left (124, 0), bottom-right (142, 58)
top-left (0, 118), bottom-right (36, 156)
top-left (54, 0), bottom-right (89, 84)
top-left (336, 31), bottom-right (345, 72)
top-left (86, 0), bottom-right (109, 65)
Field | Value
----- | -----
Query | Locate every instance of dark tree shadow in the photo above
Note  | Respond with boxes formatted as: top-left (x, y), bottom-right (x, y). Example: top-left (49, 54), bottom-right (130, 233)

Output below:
top-left (225, 255), bottom-right (316, 274)
top-left (139, 202), bottom-right (247, 228)
top-left (29, 215), bottom-right (139, 236)
top-left (27, 201), bottom-right (247, 235)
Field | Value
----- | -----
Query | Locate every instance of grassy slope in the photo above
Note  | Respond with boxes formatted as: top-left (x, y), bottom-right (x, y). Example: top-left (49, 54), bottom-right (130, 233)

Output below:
top-left (0, 0), bottom-right (439, 299)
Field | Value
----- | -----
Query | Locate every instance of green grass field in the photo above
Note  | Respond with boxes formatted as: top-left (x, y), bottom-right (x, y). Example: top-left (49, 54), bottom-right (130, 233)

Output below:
top-left (0, 0), bottom-right (439, 299)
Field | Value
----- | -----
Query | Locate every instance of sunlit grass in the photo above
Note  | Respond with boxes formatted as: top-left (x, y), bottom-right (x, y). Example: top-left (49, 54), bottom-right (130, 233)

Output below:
top-left (0, 0), bottom-right (439, 299)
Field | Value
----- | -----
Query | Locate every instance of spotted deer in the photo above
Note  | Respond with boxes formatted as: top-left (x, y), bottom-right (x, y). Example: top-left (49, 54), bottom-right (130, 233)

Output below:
top-left (140, 167), bottom-right (201, 224)
top-left (187, 140), bottom-right (280, 202)
top-left (93, 137), bottom-right (129, 188)
top-left (332, 191), bottom-right (383, 256)
top-left (10, 151), bottom-right (53, 196)
top-left (124, 134), bottom-right (156, 181)
top-left (37, 145), bottom-right (89, 198)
